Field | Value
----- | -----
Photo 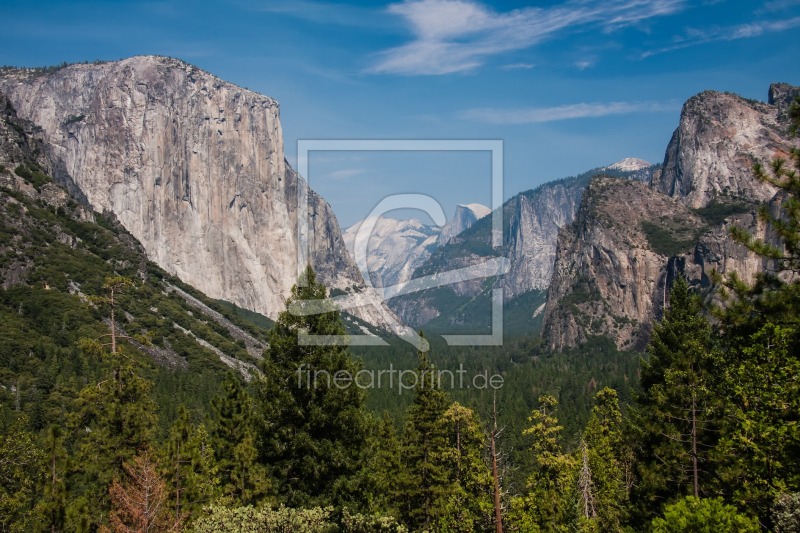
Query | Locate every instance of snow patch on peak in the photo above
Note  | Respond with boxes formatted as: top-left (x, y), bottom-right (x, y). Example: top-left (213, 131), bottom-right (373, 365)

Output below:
top-left (604, 157), bottom-right (652, 172)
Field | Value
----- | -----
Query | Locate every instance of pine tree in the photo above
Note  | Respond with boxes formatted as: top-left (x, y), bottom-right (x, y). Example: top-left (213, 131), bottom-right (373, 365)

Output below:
top-left (106, 450), bottom-right (180, 532)
top-left (352, 412), bottom-right (403, 517)
top-left (72, 344), bottom-right (158, 526)
top-left (632, 276), bottom-right (720, 521)
top-left (710, 96), bottom-right (800, 522)
top-left (35, 425), bottom-right (68, 532)
top-left (434, 402), bottom-right (494, 533)
top-left (0, 412), bottom-right (45, 531)
top-left (650, 496), bottom-right (760, 533)
top-left (258, 265), bottom-right (367, 507)
top-left (715, 323), bottom-right (800, 520)
top-left (163, 406), bottom-right (219, 519)
top-left (211, 373), bottom-right (269, 506)
top-left (509, 395), bottom-right (577, 533)
top-left (580, 387), bottom-right (628, 532)
top-left (397, 338), bottom-right (450, 531)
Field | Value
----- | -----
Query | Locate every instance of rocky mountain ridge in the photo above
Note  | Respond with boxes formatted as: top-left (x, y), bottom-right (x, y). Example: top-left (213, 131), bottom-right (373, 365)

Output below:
top-left (0, 56), bottom-right (401, 332)
top-left (388, 162), bottom-right (659, 331)
top-left (343, 202), bottom-right (490, 290)
top-left (542, 83), bottom-right (797, 350)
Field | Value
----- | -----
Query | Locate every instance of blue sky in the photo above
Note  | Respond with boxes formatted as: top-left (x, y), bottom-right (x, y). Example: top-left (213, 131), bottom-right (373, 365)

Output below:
top-left (1, 0), bottom-right (799, 227)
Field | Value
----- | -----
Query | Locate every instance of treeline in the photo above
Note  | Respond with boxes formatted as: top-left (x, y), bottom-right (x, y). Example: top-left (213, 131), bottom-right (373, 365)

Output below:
top-left (1, 105), bottom-right (799, 533)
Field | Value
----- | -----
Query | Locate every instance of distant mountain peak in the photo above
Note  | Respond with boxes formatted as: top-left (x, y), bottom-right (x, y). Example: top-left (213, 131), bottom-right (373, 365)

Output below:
top-left (439, 203), bottom-right (491, 245)
top-left (604, 157), bottom-right (652, 172)
top-left (457, 203), bottom-right (491, 219)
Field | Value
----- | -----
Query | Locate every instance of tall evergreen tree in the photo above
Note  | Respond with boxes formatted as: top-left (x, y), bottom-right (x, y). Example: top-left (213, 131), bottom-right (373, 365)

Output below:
top-left (434, 402), bottom-right (494, 533)
top-left (712, 96), bottom-right (800, 523)
top-left (258, 265), bottom-right (367, 507)
top-left (580, 387), bottom-right (628, 532)
top-left (0, 412), bottom-right (45, 532)
top-left (509, 395), bottom-right (576, 533)
top-left (632, 276), bottom-right (720, 521)
top-left (162, 406), bottom-right (219, 520)
top-left (397, 338), bottom-right (450, 531)
top-left (210, 373), bottom-right (269, 506)
top-left (71, 343), bottom-right (158, 527)
top-left (35, 425), bottom-right (68, 532)
top-left (352, 412), bottom-right (403, 517)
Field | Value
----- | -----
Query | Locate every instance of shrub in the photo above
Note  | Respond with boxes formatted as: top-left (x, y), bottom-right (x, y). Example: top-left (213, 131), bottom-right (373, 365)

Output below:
top-left (651, 496), bottom-right (760, 533)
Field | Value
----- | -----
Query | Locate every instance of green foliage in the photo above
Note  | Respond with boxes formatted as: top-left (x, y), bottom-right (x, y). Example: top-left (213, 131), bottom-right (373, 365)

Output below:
top-left (650, 496), bottom-right (759, 533)
top-left (692, 200), bottom-right (750, 226)
top-left (580, 388), bottom-right (629, 532)
top-left (13, 163), bottom-right (51, 190)
top-left (71, 346), bottom-right (158, 526)
top-left (433, 402), bottom-right (493, 532)
top-left (715, 323), bottom-right (800, 518)
top-left (163, 406), bottom-right (220, 517)
top-left (396, 341), bottom-right (451, 530)
top-left (632, 277), bottom-right (721, 522)
top-left (340, 508), bottom-right (408, 532)
top-left (0, 413), bottom-right (45, 532)
top-left (63, 114), bottom-right (86, 125)
top-left (640, 220), bottom-right (699, 257)
top-left (33, 425), bottom-right (68, 532)
top-left (509, 395), bottom-right (577, 532)
top-left (191, 504), bottom-right (337, 533)
top-left (258, 266), bottom-right (366, 508)
top-left (211, 373), bottom-right (269, 506)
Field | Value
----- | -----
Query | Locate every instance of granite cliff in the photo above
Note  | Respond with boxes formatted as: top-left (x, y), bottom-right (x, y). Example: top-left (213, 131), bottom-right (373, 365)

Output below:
top-left (543, 83), bottom-right (797, 350)
top-left (0, 56), bottom-right (399, 330)
top-left (388, 163), bottom-right (655, 331)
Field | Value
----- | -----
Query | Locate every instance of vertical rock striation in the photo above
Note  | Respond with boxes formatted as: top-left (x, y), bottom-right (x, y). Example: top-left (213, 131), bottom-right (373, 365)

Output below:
top-left (544, 84), bottom-right (797, 350)
top-left (0, 57), bottom-right (398, 328)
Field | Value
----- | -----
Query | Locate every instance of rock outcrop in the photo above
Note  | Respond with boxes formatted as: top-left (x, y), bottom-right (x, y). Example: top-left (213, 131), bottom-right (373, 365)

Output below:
top-left (542, 176), bottom-right (771, 351)
top-left (343, 216), bottom-right (440, 289)
top-left (0, 57), bottom-right (399, 329)
top-left (542, 177), bottom-right (704, 351)
top-left (652, 83), bottom-right (798, 208)
top-left (543, 84), bottom-right (796, 351)
top-left (438, 203), bottom-right (490, 245)
top-left (388, 162), bottom-right (654, 329)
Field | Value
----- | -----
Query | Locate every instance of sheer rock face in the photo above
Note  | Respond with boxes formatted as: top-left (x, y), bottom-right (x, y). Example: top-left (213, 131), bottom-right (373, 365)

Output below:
top-left (543, 84), bottom-right (797, 351)
top-left (503, 181), bottom-right (584, 298)
top-left (653, 84), bottom-right (798, 208)
top-left (388, 179), bottom-right (583, 327)
top-left (542, 178), bottom-right (701, 351)
top-left (542, 176), bottom-right (771, 351)
top-left (0, 57), bottom-right (397, 328)
top-left (438, 203), bottom-right (490, 246)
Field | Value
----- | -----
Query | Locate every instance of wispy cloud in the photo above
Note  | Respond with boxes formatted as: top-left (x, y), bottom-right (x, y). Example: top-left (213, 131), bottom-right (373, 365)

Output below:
top-left (641, 16), bottom-right (800, 57)
top-left (238, 0), bottom-right (389, 29)
top-left (500, 62), bottom-right (535, 70)
top-left (369, 0), bottom-right (685, 75)
top-left (758, 0), bottom-right (800, 14)
top-left (459, 100), bottom-right (679, 124)
top-left (327, 168), bottom-right (366, 181)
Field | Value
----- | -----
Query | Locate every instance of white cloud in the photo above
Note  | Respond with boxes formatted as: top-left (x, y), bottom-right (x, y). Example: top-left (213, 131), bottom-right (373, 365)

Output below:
top-left (370, 0), bottom-right (685, 75)
top-left (641, 16), bottom-right (800, 57)
top-left (500, 62), bottom-right (535, 70)
top-left (459, 100), bottom-right (679, 124)
top-left (327, 168), bottom-right (366, 180)
top-left (574, 58), bottom-right (595, 70)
